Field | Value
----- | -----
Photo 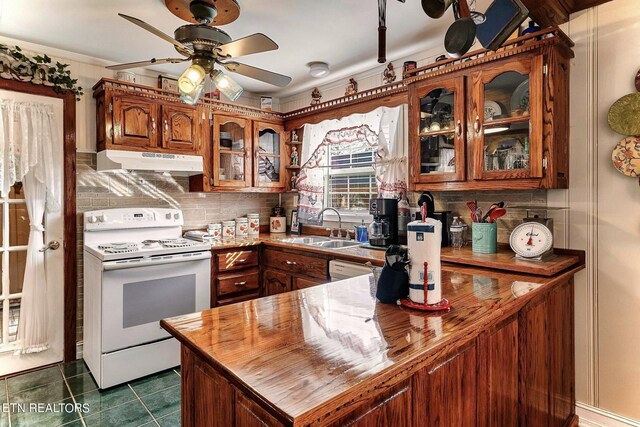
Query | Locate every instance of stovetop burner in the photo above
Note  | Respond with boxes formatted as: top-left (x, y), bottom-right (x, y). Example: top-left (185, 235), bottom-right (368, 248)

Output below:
top-left (158, 238), bottom-right (198, 248)
top-left (97, 242), bottom-right (139, 254)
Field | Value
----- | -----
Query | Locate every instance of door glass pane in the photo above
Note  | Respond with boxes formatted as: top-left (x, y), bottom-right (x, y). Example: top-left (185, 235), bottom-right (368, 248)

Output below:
top-left (258, 155), bottom-right (280, 183)
top-left (483, 71), bottom-right (530, 172)
top-left (220, 152), bottom-right (245, 181)
top-left (8, 299), bottom-right (20, 342)
top-left (419, 88), bottom-right (456, 175)
top-left (258, 128), bottom-right (280, 155)
top-left (219, 121), bottom-right (245, 151)
top-left (9, 251), bottom-right (26, 295)
top-left (9, 202), bottom-right (29, 247)
top-left (420, 134), bottom-right (456, 174)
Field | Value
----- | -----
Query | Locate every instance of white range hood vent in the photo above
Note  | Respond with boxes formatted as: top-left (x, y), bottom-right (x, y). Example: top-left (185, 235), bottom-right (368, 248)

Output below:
top-left (97, 150), bottom-right (203, 176)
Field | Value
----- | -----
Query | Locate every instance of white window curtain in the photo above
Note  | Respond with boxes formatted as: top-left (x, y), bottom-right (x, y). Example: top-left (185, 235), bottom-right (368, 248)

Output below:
top-left (296, 106), bottom-right (406, 221)
top-left (0, 98), bottom-right (61, 354)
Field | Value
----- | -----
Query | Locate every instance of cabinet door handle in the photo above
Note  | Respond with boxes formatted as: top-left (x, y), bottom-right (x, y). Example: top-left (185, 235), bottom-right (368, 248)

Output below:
top-left (151, 118), bottom-right (156, 132)
top-left (473, 115), bottom-right (481, 135)
top-left (164, 119), bottom-right (169, 133)
top-left (234, 281), bottom-right (247, 286)
top-left (455, 120), bottom-right (462, 138)
top-left (245, 148), bottom-right (250, 159)
top-left (283, 260), bottom-right (298, 266)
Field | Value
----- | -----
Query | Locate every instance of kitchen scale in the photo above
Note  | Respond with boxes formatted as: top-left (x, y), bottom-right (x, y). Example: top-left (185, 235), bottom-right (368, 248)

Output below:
top-left (508, 206), bottom-right (568, 261)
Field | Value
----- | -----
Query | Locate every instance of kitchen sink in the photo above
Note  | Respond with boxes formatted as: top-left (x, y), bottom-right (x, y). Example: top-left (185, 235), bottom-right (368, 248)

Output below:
top-left (276, 236), bottom-right (331, 244)
top-left (308, 240), bottom-right (362, 249)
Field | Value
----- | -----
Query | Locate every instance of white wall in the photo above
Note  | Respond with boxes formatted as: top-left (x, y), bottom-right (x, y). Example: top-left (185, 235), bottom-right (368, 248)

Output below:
top-left (565, 0), bottom-right (640, 422)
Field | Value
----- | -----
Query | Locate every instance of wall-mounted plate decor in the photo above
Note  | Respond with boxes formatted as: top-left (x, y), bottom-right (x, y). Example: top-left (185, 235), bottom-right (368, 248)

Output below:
top-left (608, 93), bottom-right (640, 135)
top-left (612, 136), bottom-right (640, 177)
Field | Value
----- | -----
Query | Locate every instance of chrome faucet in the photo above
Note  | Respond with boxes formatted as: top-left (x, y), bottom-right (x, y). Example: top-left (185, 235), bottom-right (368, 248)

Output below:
top-left (317, 208), bottom-right (343, 239)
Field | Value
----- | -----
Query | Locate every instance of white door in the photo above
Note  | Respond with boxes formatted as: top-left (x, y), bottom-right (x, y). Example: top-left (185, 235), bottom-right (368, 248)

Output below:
top-left (0, 90), bottom-right (64, 376)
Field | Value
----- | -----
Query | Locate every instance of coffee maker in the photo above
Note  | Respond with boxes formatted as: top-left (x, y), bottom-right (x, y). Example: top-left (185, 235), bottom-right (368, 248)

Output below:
top-left (368, 198), bottom-right (398, 247)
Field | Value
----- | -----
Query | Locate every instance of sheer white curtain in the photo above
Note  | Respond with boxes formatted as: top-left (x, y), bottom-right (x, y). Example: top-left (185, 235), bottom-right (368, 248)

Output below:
top-left (374, 106), bottom-right (406, 198)
top-left (0, 98), bottom-right (60, 354)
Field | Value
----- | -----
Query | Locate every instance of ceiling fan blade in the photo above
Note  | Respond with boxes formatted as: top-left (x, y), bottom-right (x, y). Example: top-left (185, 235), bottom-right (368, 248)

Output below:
top-left (106, 58), bottom-right (188, 70)
top-left (217, 33), bottom-right (278, 58)
top-left (118, 13), bottom-right (192, 53)
top-left (221, 62), bottom-right (291, 87)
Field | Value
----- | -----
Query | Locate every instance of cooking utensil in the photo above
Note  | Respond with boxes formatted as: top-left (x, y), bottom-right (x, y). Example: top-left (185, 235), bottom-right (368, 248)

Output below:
top-left (635, 67), bottom-right (640, 92)
top-left (476, 0), bottom-right (529, 51)
top-left (466, 201), bottom-right (477, 222)
top-left (480, 201), bottom-right (504, 222)
top-left (488, 207), bottom-right (507, 223)
top-left (421, 0), bottom-right (454, 19)
top-left (444, 0), bottom-right (476, 59)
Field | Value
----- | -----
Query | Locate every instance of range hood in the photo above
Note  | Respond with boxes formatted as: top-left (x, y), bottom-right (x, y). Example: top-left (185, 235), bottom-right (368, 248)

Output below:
top-left (97, 150), bottom-right (203, 176)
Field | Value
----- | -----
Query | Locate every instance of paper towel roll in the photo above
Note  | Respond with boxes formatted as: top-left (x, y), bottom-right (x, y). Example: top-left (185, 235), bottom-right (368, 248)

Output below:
top-left (407, 218), bottom-right (442, 305)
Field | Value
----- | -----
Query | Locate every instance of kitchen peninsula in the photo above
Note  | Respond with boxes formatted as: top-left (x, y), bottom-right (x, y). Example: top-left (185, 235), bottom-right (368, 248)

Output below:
top-left (161, 255), bottom-right (584, 426)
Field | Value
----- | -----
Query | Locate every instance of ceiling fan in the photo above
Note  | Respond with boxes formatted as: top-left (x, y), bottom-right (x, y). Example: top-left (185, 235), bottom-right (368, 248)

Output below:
top-left (107, 0), bottom-right (292, 104)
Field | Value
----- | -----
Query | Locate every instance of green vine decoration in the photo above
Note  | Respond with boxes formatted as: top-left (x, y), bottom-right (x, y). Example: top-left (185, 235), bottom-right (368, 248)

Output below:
top-left (0, 44), bottom-right (83, 100)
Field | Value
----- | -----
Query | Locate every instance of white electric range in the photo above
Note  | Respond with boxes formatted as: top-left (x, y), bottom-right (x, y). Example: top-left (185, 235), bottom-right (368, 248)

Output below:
top-left (83, 208), bottom-right (211, 389)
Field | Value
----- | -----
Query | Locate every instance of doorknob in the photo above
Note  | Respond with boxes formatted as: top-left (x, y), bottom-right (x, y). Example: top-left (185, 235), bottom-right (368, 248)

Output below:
top-left (40, 241), bottom-right (60, 252)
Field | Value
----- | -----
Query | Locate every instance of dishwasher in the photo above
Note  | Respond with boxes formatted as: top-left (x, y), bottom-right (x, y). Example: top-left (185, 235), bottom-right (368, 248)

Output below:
top-left (329, 260), bottom-right (375, 281)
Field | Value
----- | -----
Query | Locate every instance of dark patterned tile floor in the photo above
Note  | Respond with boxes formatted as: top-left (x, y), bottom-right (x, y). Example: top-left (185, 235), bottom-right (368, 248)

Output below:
top-left (1, 361), bottom-right (181, 426)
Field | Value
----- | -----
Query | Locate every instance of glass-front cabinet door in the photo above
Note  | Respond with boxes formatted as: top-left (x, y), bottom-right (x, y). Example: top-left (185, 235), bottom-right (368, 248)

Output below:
top-left (472, 56), bottom-right (543, 180)
top-left (410, 77), bottom-right (465, 183)
top-left (253, 122), bottom-right (286, 188)
top-left (212, 115), bottom-right (252, 187)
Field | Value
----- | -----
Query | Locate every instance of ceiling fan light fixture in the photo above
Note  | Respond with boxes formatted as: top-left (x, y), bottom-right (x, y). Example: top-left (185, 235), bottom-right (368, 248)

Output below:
top-left (211, 69), bottom-right (243, 101)
top-left (178, 64), bottom-right (206, 94)
top-left (180, 80), bottom-right (205, 105)
top-left (308, 62), bottom-right (330, 78)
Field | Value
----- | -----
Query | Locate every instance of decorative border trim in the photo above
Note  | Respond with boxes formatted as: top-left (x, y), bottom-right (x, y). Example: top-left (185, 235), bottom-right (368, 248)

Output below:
top-left (577, 403), bottom-right (640, 427)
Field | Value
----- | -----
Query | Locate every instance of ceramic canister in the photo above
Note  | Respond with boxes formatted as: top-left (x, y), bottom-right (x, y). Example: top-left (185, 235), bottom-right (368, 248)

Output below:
top-left (222, 220), bottom-right (236, 240)
top-left (236, 217), bottom-right (249, 239)
top-left (270, 216), bottom-right (286, 233)
top-left (247, 213), bottom-right (260, 236)
top-left (207, 223), bottom-right (222, 241)
top-left (471, 222), bottom-right (497, 254)
top-left (407, 218), bottom-right (442, 305)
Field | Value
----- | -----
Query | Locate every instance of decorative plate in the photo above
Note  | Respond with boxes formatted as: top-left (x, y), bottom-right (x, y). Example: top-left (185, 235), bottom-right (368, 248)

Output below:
top-left (484, 100), bottom-right (503, 121)
top-left (611, 136), bottom-right (640, 177)
top-left (510, 80), bottom-right (530, 113)
top-left (608, 93), bottom-right (640, 135)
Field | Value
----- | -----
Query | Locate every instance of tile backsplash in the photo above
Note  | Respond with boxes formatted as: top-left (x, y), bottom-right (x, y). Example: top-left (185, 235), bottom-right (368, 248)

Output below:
top-left (75, 152), bottom-right (290, 344)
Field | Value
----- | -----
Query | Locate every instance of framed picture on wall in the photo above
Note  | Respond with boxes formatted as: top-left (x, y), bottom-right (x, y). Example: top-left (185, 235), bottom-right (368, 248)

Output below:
top-left (158, 75), bottom-right (179, 93)
top-left (290, 210), bottom-right (300, 234)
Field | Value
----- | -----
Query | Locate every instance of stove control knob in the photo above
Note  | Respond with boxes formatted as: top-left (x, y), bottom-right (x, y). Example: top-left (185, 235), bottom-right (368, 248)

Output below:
top-left (88, 215), bottom-right (97, 224)
top-left (174, 213), bottom-right (180, 220)
top-left (96, 215), bottom-right (104, 223)
top-left (165, 213), bottom-right (171, 220)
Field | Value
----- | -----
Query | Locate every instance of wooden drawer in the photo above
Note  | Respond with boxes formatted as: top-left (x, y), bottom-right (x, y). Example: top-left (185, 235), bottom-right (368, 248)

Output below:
top-left (263, 248), bottom-right (328, 280)
top-left (216, 292), bottom-right (260, 307)
top-left (217, 268), bottom-right (260, 297)
top-left (293, 276), bottom-right (327, 291)
top-left (216, 249), bottom-right (259, 272)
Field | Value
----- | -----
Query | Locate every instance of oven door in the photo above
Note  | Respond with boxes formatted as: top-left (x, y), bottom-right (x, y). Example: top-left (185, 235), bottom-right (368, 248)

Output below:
top-left (101, 251), bottom-right (211, 353)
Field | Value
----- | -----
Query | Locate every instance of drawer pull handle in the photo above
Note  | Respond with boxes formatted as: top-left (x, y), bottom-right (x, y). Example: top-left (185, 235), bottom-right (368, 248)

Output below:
top-left (234, 281), bottom-right (247, 286)
top-left (235, 259), bottom-right (247, 263)
top-left (284, 260), bottom-right (298, 266)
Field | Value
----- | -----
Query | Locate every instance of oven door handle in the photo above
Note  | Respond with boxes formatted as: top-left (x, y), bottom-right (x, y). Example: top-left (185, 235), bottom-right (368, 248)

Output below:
top-left (102, 251), bottom-right (211, 271)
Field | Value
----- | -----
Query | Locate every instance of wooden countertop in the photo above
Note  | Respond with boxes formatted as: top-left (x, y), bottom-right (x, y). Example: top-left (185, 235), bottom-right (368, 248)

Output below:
top-left (161, 261), bottom-right (584, 424)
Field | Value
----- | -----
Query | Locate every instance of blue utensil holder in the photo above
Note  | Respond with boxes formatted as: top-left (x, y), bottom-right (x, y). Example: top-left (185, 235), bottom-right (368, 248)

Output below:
top-left (472, 222), bottom-right (498, 254)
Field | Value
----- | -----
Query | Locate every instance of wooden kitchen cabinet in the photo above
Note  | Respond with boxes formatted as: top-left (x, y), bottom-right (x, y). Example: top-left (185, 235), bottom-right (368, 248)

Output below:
top-left (293, 276), bottom-right (326, 291)
top-left (410, 76), bottom-right (466, 184)
top-left (212, 114), bottom-right (252, 188)
top-left (263, 268), bottom-right (291, 296)
top-left (212, 247), bottom-right (261, 306)
top-left (254, 122), bottom-right (286, 189)
top-left (111, 94), bottom-right (158, 149)
top-left (94, 84), bottom-right (203, 155)
top-left (160, 103), bottom-right (201, 152)
top-left (407, 34), bottom-right (572, 191)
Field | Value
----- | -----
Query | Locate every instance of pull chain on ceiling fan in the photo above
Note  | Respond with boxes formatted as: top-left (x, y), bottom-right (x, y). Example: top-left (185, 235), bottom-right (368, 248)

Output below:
top-left (108, 0), bottom-right (291, 104)
top-left (378, 0), bottom-right (406, 64)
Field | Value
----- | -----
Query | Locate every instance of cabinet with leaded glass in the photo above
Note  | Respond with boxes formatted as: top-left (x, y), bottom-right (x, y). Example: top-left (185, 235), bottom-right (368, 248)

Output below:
top-left (409, 76), bottom-right (466, 184)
